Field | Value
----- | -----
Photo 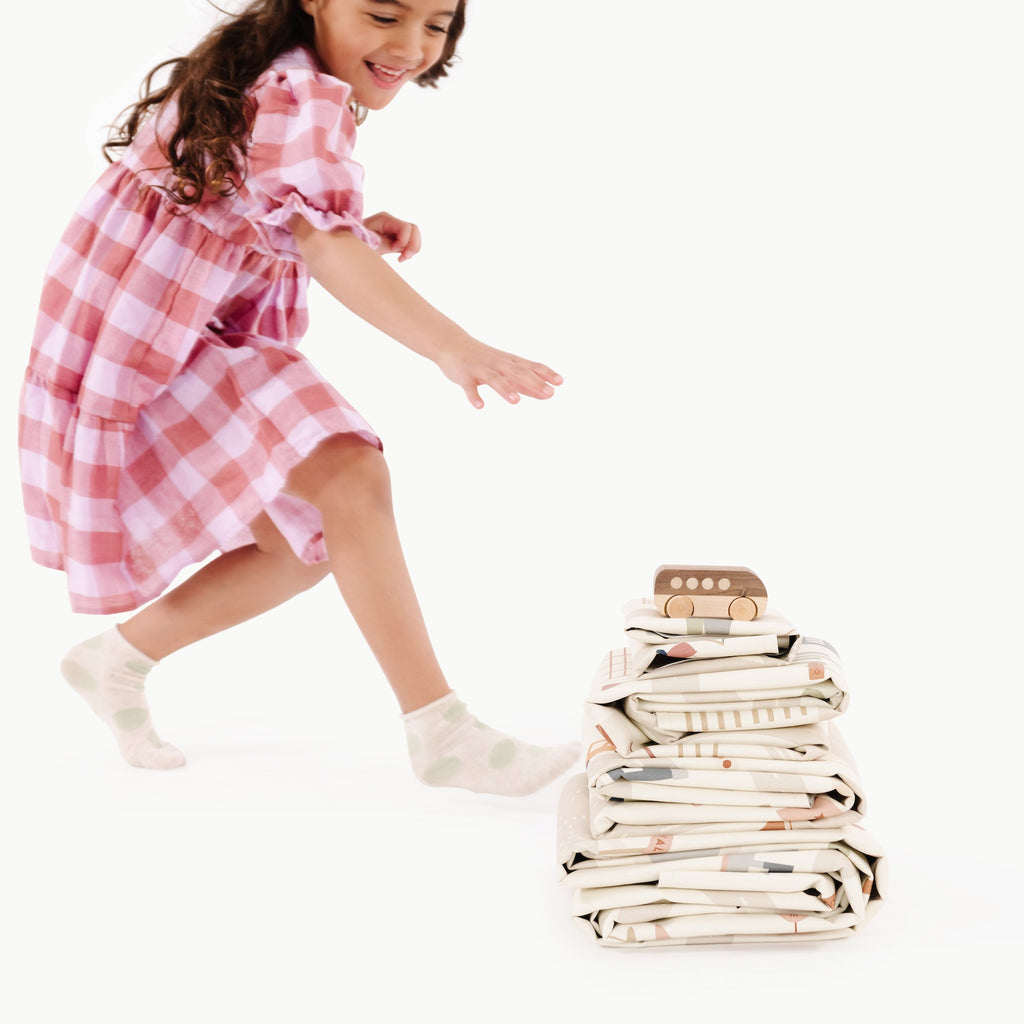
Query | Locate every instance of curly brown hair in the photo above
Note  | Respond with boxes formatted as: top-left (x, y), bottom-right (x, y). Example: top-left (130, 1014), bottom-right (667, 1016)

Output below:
top-left (104, 0), bottom-right (467, 206)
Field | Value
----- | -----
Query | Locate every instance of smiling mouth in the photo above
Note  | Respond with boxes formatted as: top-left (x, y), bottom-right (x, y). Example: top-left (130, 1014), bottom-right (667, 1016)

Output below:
top-left (366, 62), bottom-right (410, 87)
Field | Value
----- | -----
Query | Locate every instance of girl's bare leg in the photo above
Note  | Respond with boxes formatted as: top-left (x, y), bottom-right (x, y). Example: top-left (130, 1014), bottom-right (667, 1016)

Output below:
top-left (63, 432), bottom-right (577, 790)
top-left (285, 435), bottom-right (578, 795)
top-left (61, 512), bottom-right (330, 769)
top-left (119, 513), bottom-right (330, 660)
top-left (282, 434), bottom-right (450, 714)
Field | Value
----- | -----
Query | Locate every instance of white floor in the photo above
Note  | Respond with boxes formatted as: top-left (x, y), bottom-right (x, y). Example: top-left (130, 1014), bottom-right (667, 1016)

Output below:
top-left (4, 574), bottom-right (1015, 1023)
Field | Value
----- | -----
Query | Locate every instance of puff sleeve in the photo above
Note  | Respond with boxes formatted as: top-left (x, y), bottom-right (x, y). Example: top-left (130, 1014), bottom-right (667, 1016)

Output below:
top-left (243, 66), bottom-right (380, 259)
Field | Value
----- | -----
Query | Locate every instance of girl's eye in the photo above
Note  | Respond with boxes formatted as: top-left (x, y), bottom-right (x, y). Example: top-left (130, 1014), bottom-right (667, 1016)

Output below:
top-left (368, 13), bottom-right (448, 35)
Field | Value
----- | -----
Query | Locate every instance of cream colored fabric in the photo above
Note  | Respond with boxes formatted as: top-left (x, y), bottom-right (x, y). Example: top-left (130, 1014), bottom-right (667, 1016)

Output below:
top-left (623, 599), bottom-right (800, 675)
top-left (585, 713), bottom-right (866, 835)
top-left (557, 601), bottom-right (885, 947)
top-left (591, 636), bottom-right (849, 744)
top-left (558, 774), bottom-right (885, 946)
top-left (61, 627), bottom-right (186, 769)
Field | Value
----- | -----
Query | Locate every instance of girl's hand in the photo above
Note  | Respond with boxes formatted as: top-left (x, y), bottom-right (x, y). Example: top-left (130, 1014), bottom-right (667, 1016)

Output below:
top-left (290, 220), bottom-right (559, 406)
top-left (436, 335), bottom-right (563, 409)
top-left (363, 211), bottom-right (421, 262)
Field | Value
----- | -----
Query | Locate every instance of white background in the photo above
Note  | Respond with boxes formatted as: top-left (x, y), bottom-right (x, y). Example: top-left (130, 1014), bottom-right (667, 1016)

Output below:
top-left (2, 1), bottom-right (1020, 1020)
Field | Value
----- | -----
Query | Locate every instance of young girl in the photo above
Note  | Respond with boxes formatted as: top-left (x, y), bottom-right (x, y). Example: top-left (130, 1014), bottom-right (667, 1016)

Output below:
top-left (19, 0), bottom-right (578, 796)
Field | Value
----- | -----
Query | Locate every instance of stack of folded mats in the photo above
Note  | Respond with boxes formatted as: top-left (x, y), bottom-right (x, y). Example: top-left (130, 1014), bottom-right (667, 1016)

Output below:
top-left (557, 599), bottom-right (886, 947)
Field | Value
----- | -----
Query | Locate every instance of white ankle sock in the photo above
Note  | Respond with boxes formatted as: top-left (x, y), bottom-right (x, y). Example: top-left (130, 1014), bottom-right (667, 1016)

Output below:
top-left (403, 691), bottom-right (578, 797)
top-left (60, 627), bottom-right (186, 769)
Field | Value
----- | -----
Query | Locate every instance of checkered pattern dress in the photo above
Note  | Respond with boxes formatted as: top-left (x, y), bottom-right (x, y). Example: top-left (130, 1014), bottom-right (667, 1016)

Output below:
top-left (19, 47), bottom-right (382, 614)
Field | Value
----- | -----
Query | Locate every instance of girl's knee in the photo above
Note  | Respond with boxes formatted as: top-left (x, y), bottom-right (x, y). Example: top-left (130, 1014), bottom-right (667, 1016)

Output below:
top-left (284, 434), bottom-right (391, 511)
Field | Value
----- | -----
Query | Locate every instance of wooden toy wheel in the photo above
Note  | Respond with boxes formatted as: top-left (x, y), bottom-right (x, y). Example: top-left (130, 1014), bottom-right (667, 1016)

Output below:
top-left (666, 595), bottom-right (694, 618)
top-left (728, 596), bottom-right (758, 621)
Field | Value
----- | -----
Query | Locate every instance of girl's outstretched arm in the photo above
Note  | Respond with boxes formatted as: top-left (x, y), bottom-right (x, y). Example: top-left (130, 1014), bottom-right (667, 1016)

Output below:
top-left (291, 218), bottom-right (562, 409)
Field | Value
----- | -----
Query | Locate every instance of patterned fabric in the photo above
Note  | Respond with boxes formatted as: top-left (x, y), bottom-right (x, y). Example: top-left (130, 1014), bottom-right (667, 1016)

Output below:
top-left (592, 637), bottom-right (849, 744)
top-left (558, 774), bottom-right (885, 946)
top-left (19, 46), bottom-right (381, 613)
top-left (584, 715), bottom-right (866, 835)
top-left (624, 597), bottom-right (799, 639)
top-left (557, 599), bottom-right (886, 947)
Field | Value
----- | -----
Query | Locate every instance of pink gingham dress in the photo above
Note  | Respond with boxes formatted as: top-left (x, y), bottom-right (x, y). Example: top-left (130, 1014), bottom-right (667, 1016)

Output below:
top-left (19, 46), bottom-right (382, 614)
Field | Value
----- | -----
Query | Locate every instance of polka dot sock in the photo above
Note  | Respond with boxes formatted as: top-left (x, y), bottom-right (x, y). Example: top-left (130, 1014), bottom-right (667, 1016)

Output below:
top-left (402, 691), bottom-right (579, 797)
top-left (60, 627), bottom-right (186, 770)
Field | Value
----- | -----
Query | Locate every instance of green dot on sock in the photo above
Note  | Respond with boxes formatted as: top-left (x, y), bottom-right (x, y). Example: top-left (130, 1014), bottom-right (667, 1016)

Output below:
top-left (488, 738), bottom-right (517, 770)
top-left (112, 707), bottom-right (149, 732)
top-left (443, 701), bottom-right (468, 723)
top-left (424, 756), bottom-right (461, 785)
top-left (63, 663), bottom-right (98, 692)
top-left (406, 734), bottom-right (422, 757)
top-left (124, 660), bottom-right (152, 676)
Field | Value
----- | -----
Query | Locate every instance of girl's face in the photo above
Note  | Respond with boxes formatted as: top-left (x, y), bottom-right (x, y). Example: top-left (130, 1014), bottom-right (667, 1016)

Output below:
top-left (300, 0), bottom-right (457, 109)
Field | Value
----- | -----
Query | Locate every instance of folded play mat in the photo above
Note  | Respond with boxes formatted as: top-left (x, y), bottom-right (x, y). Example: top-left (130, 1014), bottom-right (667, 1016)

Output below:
top-left (557, 565), bottom-right (886, 947)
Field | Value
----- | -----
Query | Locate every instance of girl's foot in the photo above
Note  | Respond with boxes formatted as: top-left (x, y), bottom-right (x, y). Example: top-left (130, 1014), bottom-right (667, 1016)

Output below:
top-left (403, 691), bottom-right (578, 796)
top-left (60, 627), bottom-right (186, 769)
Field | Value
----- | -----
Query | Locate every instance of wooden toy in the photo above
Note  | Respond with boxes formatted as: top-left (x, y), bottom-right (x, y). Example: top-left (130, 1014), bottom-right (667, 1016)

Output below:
top-left (653, 565), bottom-right (768, 621)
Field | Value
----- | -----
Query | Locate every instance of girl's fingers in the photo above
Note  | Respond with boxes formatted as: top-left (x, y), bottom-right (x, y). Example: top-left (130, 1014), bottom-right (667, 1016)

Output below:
top-left (466, 367), bottom-right (517, 406)
top-left (512, 363), bottom-right (561, 399)
top-left (386, 223), bottom-right (406, 255)
top-left (482, 370), bottom-right (517, 404)
top-left (394, 222), bottom-right (413, 259)
top-left (486, 364), bottom-right (560, 402)
top-left (510, 378), bottom-right (549, 400)
top-left (446, 345), bottom-right (562, 407)
top-left (399, 223), bottom-right (422, 261)
top-left (536, 364), bottom-right (563, 386)
top-left (364, 212), bottom-right (422, 260)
